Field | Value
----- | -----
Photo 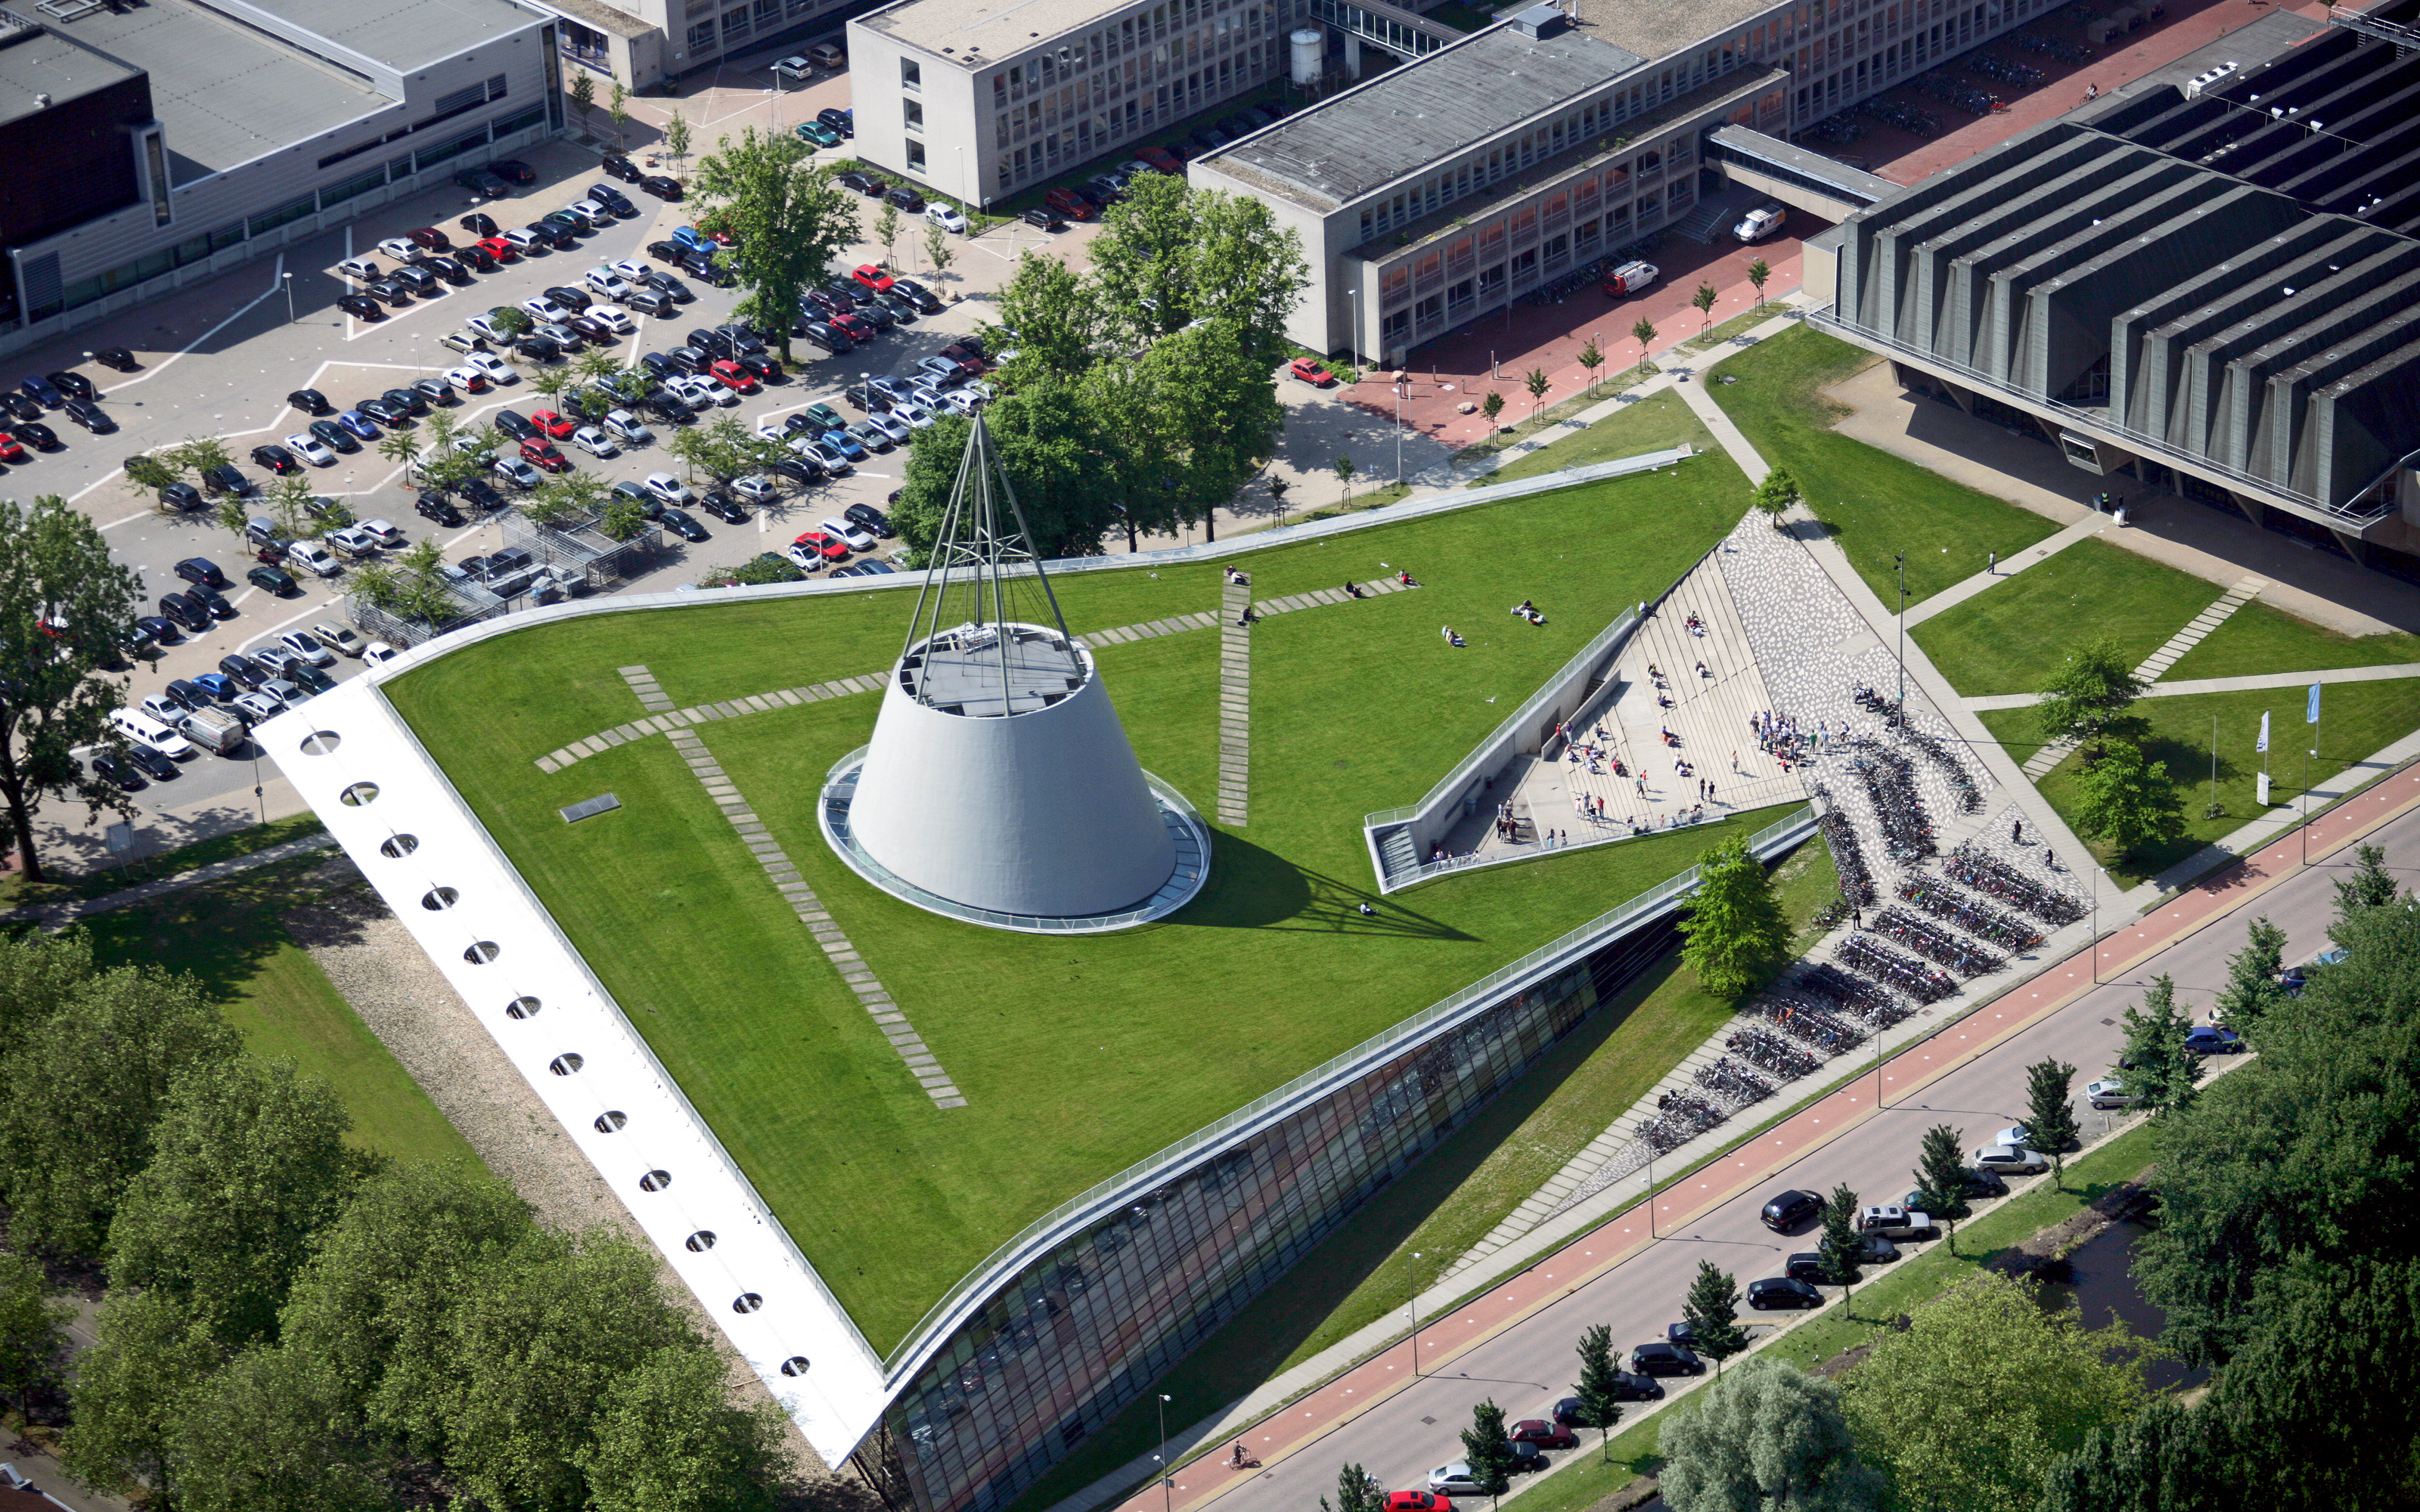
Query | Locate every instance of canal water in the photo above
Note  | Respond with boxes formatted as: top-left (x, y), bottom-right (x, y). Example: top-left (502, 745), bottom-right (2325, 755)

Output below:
top-left (2034, 1216), bottom-right (2210, 1394)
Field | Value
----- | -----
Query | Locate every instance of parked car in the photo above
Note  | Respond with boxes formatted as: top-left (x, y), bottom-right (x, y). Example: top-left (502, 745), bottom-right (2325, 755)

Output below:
top-left (1761, 1188), bottom-right (1826, 1232)
top-left (2084, 1079), bottom-right (2141, 1110)
top-left (1628, 1341), bottom-right (1702, 1376)
top-left (1971, 1144), bottom-right (2049, 1176)
top-left (1748, 1276), bottom-right (1827, 1310)
top-left (1507, 1420), bottom-right (1575, 1450)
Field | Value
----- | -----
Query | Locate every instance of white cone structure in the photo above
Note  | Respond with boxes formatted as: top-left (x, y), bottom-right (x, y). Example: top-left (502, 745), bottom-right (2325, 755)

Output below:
top-left (828, 418), bottom-right (1196, 925)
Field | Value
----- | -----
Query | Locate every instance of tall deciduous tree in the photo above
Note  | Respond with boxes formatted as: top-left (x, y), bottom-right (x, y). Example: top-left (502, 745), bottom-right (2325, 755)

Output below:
top-left (62, 1287), bottom-right (230, 1504)
top-left (2071, 738), bottom-right (2185, 858)
top-left (2034, 637), bottom-right (2145, 761)
top-left (2032, 1397), bottom-right (2245, 1512)
top-left (2114, 973), bottom-right (2199, 1117)
top-left (2211, 916), bottom-right (2288, 1040)
top-left (1568, 1323), bottom-right (1624, 1456)
top-left (0, 496), bottom-right (146, 881)
top-left (0, 1250), bottom-right (72, 1418)
top-left (1913, 1123), bottom-right (1971, 1220)
top-left (689, 127), bottom-right (860, 364)
top-left (1660, 1357), bottom-right (1883, 1512)
top-left (171, 1346), bottom-right (404, 1512)
top-left (0, 928), bottom-right (92, 1064)
top-left (1678, 835), bottom-right (1792, 997)
top-left (1751, 466), bottom-right (1801, 530)
top-left (575, 1343), bottom-right (793, 1512)
top-left (1693, 281), bottom-right (1718, 330)
top-left (108, 1056), bottom-right (370, 1346)
top-left (1087, 172), bottom-right (1308, 370)
top-left (2022, 1058), bottom-right (2080, 1185)
top-left (1746, 258), bottom-right (1771, 308)
top-left (1458, 1399), bottom-right (1517, 1508)
top-left (1841, 1275), bottom-right (2142, 1512)
top-left (2332, 841), bottom-right (2399, 912)
top-left (0, 962), bottom-right (241, 1261)
top-left (1681, 1261), bottom-right (1749, 1372)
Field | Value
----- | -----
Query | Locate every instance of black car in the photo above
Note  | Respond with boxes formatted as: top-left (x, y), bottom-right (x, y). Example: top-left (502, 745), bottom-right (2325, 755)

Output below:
top-left (461, 210), bottom-right (501, 237)
top-left (458, 244), bottom-right (501, 273)
top-left (95, 348), bottom-right (140, 372)
top-left (134, 615), bottom-right (181, 646)
top-left (289, 387), bottom-right (330, 414)
top-left (842, 382), bottom-right (889, 411)
top-left (365, 277), bottom-right (409, 303)
top-left (247, 565), bottom-right (298, 595)
top-left (175, 557), bottom-right (229, 588)
top-left (91, 750), bottom-right (144, 791)
top-left (837, 169), bottom-right (886, 195)
top-left (669, 345), bottom-right (713, 374)
top-left (416, 493), bottom-right (465, 526)
top-left (1748, 1277), bottom-right (1827, 1310)
top-left (163, 678), bottom-right (212, 712)
top-left (637, 352), bottom-right (681, 380)
top-left (492, 409), bottom-right (537, 441)
top-left (48, 370), bottom-right (95, 400)
top-left (158, 481), bottom-right (205, 513)
top-left (391, 266), bottom-right (437, 295)
top-left (646, 239), bottom-right (689, 265)
top-left (289, 664), bottom-right (337, 696)
top-left (799, 322), bottom-right (849, 355)
top-left (639, 175), bottom-right (683, 200)
top-left (544, 284), bottom-right (594, 312)
top-left (643, 271), bottom-right (695, 302)
top-left (883, 186), bottom-right (926, 212)
top-left (587, 185), bottom-right (637, 215)
top-left (356, 397), bottom-right (409, 426)
top-left (600, 153), bottom-right (642, 182)
top-left (1018, 207), bottom-right (1066, 233)
top-left (768, 455), bottom-right (821, 488)
top-left (687, 327), bottom-right (734, 358)
top-left (460, 478), bottom-right (507, 513)
top-left (190, 586), bottom-right (236, 619)
top-left (844, 503), bottom-right (895, 537)
top-left (453, 166), bottom-right (511, 197)
top-left (716, 322), bottom-right (765, 353)
top-left (1782, 1253), bottom-right (1830, 1284)
top-left (517, 335), bottom-right (563, 362)
top-left (200, 464), bottom-right (251, 497)
top-left (1628, 1341), bottom-right (1703, 1376)
top-left (737, 352), bottom-right (782, 382)
top-left (683, 253), bottom-right (732, 286)
top-left (337, 293), bottom-right (385, 320)
top-left (700, 491), bottom-right (750, 524)
top-left (817, 107), bottom-right (854, 137)
top-left (159, 591), bottom-right (209, 631)
top-left (490, 158), bottom-right (537, 184)
top-left (14, 421), bottom-right (57, 449)
top-left (658, 507), bottom-right (709, 543)
top-left (1903, 1169), bottom-right (2006, 1210)
top-left (1217, 113), bottom-right (1260, 139)
top-left (250, 444), bottom-right (300, 475)
top-left (411, 377), bottom-right (456, 407)
top-left (124, 743), bottom-right (179, 782)
top-left (565, 314), bottom-right (613, 342)
top-left (219, 652), bottom-right (271, 688)
top-left (1761, 1188), bottom-right (1826, 1232)
top-left (850, 301), bottom-right (898, 331)
top-left (426, 256), bottom-right (471, 285)
top-left (63, 400), bottom-right (113, 432)
top-left (1, 391), bottom-right (39, 423)
top-left (889, 277), bottom-right (944, 314)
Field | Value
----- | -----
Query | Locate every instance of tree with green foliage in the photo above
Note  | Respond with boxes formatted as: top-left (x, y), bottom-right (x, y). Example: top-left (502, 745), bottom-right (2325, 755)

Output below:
top-left (873, 200), bottom-right (902, 266)
top-left (523, 472), bottom-right (608, 530)
top-left (925, 221), bottom-right (955, 280)
top-left (1457, 1399), bottom-right (1517, 1508)
top-left (126, 452), bottom-right (178, 503)
top-left (1678, 835), bottom-right (1792, 997)
top-left (1567, 1324), bottom-right (1624, 1456)
top-left (171, 1345), bottom-right (404, 1512)
top-left (1661, 1358), bottom-right (1884, 1512)
top-left (1913, 1123), bottom-right (1971, 1221)
top-left (386, 540), bottom-right (459, 626)
top-left (0, 1250), bottom-right (72, 1418)
top-left (1523, 366), bottom-right (1550, 417)
top-left (2022, 1058), bottom-right (2080, 1185)
top-left (2033, 1397), bottom-right (2245, 1512)
top-left (690, 127), bottom-right (858, 363)
top-left (2211, 916), bottom-right (2287, 1041)
top-left (0, 929), bottom-right (92, 1064)
top-left (890, 395), bottom-right (1137, 561)
top-left (574, 1342), bottom-right (793, 1512)
top-left (602, 497), bottom-right (650, 541)
top-left (1481, 390), bottom-right (1505, 428)
top-left (720, 554), bottom-right (802, 586)
top-left (1335, 453), bottom-right (1356, 506)
top-left (1751, 466), bottom-right (1802, 530)
top-left (1087, 171), bottom-right (1308, 368)
top-left (1631, 316), bottom-right (1658, 373)
top-left (2034, 637), bottom-right (2146, 763)
top-left (1317, 1463), bottom-right (1385, 1512)
top-left (162, 434), bottom-right (234, 482)
top-left (0, 962), bottom-right (241, 1262)
top-left (62, 1287), bottom-right (230, 1504)
top-left (1818, 1182), bottom-right (1863, 1307)
top-left (2071, 738), bottom-right (2186, 858)
top-left (988, 252), bottom-right (1103, 386)
top-left (1681, 1261), bottom-right (1748, 1373)
top-left (1693, 280), bottom-right (1718, 331)
top-left (0, 496), bottom-right (147, 881)
top-left (608, 80), bottom-right (628, 148)
top-left (2332, 841), bottom-right (2400, 912)
top-left (1576, 336), bottom-right (1605, 391)
top-left (109, 1055), bottom-right (371, 1346)
top-left (1747, 257), bottom-right (1771, 309)
top-left (567, 67), bottom-right (595, 132)
top-left (1841, 1275), bottom-right (2143, 1512)
top-left (662, 110), bottom-right (692, 175)
top-left (2114, 973), bottom-right (2199, 1117)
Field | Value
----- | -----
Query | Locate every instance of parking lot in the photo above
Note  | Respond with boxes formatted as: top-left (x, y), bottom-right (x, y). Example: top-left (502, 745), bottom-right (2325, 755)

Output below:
top-left (9, 132), bottom-right (1121, 868)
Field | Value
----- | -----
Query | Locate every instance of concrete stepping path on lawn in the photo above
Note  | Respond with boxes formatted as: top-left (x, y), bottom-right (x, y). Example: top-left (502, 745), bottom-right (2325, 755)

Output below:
top-left (2017, 574), bottom-right (2266, 779)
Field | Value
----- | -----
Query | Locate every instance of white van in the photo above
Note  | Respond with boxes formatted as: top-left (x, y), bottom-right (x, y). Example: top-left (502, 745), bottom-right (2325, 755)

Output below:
top-left (110, 708), bottom-right (194, 759)
top-left (1733, 204), bottom-right (1786, 243)
top-left (1602, 261), bottom-right (1659, 298)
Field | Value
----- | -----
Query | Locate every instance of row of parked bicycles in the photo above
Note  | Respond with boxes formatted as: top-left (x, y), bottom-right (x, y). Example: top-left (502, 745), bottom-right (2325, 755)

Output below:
top-left (1855, 748), bottom-right (1938, 863)
top-left (1863, 97), bottom-right (1946, 138)
top-left (1897, 873), bottom-right (2046, 951)
top-left (1916, 73), bottom-right (2007, 117)
top-left (1946, 843), bottom-right (2089, 925)
top-left (1728, 1026), bottom-right (1824, 1080)
top-left (1695, 1054), bottom-right (1777, 1108)
top-left (1836, 935), bottom-right (1961, 1005)
top-left (1871, 906), bottom-right (2005, 978)
top-left (1904, 724), bottom-right (1985, 814)
top-left (1816, 791), bottom-right (1879, 906)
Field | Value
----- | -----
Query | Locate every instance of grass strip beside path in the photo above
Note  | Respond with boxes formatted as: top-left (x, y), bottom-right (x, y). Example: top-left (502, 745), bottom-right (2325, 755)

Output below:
top-left (1705, 326), bottom-right (2062, 604)
top-left (1485, 392), bottom-right (1714, 485)
top-left (1912, 537), bottom-right (2226, 697)
top-left (2160, 597), bottom-right (2420, 681)
top-left (0, 813), bottom-right (327, 912)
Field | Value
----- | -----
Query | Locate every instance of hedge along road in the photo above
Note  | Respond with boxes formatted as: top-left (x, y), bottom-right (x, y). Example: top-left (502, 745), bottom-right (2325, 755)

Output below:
top-left (1106, 761), bottom-right (2420, 1512)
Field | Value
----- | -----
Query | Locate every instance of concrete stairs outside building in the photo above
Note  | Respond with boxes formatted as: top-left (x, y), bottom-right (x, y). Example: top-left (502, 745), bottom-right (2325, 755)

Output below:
top-left (2018, 573), bottom-right (2267, 779)
top-left (1376, 826), bottom-right (1419, 881)
top-left (1218, 582), bottom-right (1252, 826)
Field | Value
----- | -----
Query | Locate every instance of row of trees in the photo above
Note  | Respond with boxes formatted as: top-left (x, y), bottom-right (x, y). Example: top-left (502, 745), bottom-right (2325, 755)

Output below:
top-left (2031, 636), bottom-right (2190, 860)
top-left (888, 172), bottom-right (1311, 558)
top-left (0, 931), bottom-right (799, 1512)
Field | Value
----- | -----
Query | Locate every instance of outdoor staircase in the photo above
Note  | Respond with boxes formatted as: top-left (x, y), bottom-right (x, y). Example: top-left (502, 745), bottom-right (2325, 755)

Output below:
top-left (1376, 826), bottom-right (1419, 884)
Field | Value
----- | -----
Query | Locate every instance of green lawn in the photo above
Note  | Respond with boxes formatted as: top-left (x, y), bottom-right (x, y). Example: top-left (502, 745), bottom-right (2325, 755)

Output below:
top-left (1004, 840), bottom-right (1841, 1512)
top-left (0, 812), bottom-right (326, 912)
top-left (2160, 598), bottom-right (2420, 682)
top-left (69, 860), bottom-right (483, 1169)
top-left (385, 459), bottom-right (1768, 1353)
top-left (1497, 1118), bottom-right (2162, 1509)
top-left (1705, 326), bottom-right (2062, 603)
top-left (1486, 391), bottom-right (1715, 485)
top-left (1978, 680), bottom-right (2420, 884)
top-left (1912, 538), bottom-right (2225, 697)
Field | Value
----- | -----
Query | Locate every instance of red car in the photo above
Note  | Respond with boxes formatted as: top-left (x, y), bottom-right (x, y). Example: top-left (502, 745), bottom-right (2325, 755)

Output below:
top-left (851, 262), bottom-right (895, 293)
top-left (1289, 357), bottom-right (1336, 386)
top-left (529, 408), bottom-right (576, 438)
top-left (795, 529), bottom-right (849, 562)
top-left (1385, 1495), bottom-right (1450, 1512)
top-left (1508, 1420), bottom-right (1576, 1451)
top-left (408, 226), bottom-right (452, 250)
top-left (1043, 186), bottom-right (1096, 222)
top-left (520, 437), bottom-right (571, 472)
top-left (0, 432), bottom-right (27, 463)
top-left (1134, 144), bottom-right (1184, 175)
top-left (708, 359), bottom-right (759, 393)
top-left (829, 312), bottom-right (874, 344)
top-left (476, 236), bottom-right (518, 262)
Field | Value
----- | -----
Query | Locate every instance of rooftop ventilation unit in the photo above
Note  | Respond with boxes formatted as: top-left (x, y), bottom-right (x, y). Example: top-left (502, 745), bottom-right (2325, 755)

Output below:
top-left (2182, 60), bottom-right (2238, 99)
top-left (1509, 3), bottom-right (1566, 39)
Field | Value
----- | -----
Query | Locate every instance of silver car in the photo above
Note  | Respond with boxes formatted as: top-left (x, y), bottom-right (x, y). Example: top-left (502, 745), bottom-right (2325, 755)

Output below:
top-left (2084, 1079), bottom-right (2142, 1110)
top-left (1971, 1144), bottom-right (2049, 1176)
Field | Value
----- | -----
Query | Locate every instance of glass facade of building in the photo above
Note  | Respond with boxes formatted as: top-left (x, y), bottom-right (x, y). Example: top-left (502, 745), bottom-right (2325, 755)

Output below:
top-left (885, 919), bottom-right (1671, 1512)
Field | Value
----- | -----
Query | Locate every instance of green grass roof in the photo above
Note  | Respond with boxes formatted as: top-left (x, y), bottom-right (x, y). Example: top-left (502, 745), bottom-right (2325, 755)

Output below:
top-left (386, 458), bottom-right (1761, 1354)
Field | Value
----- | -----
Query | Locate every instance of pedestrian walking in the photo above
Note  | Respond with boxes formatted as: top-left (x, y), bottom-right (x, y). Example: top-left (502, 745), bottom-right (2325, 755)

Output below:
top-left (1852, 906), bottom-right (1863, 931)
top-left (2012, 817), bottom-right (2023, 844)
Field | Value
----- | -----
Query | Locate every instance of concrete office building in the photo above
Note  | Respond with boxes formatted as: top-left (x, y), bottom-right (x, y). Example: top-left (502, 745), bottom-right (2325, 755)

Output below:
top-left (0, 0), bottom-right (558, 356)
top-left (538, 0), bottom-right (853, 92)
top-left (1807, 1), bottom-right (2420, 575)
top-left (1191, 0), bottom-right (2081, 366)
top-left (846, 0), bottom-right (1305, 206)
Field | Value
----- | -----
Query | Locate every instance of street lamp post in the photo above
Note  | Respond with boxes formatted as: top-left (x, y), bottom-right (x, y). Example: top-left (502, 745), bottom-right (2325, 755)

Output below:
top-left (282, 271), bottom-right (295, 324)
top-left (1154, 1393), bottom-right (1171, 1489)
top-left (1894, 550), bottom-right (1908, 708)
top-left (1407, 1250), bottom-right (1423, 1377)
top-left (1393, 374), bottom-right (1404, 486)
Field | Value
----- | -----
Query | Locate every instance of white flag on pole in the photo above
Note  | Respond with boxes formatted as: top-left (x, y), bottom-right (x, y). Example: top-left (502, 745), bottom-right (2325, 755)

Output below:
top-left (2257, 711), bottom-right (2270, 754)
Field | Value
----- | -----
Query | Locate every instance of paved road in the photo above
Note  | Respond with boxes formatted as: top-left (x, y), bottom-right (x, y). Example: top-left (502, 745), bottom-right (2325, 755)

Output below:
top-left (1120, 780), bottom-right (2420, 1512)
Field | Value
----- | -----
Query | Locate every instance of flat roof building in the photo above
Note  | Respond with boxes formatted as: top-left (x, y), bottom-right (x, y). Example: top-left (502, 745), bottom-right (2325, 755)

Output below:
top-left (0, 0), bottom-right (559, 354)
top-left (1807, 0), bottom-right (2420, 573)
